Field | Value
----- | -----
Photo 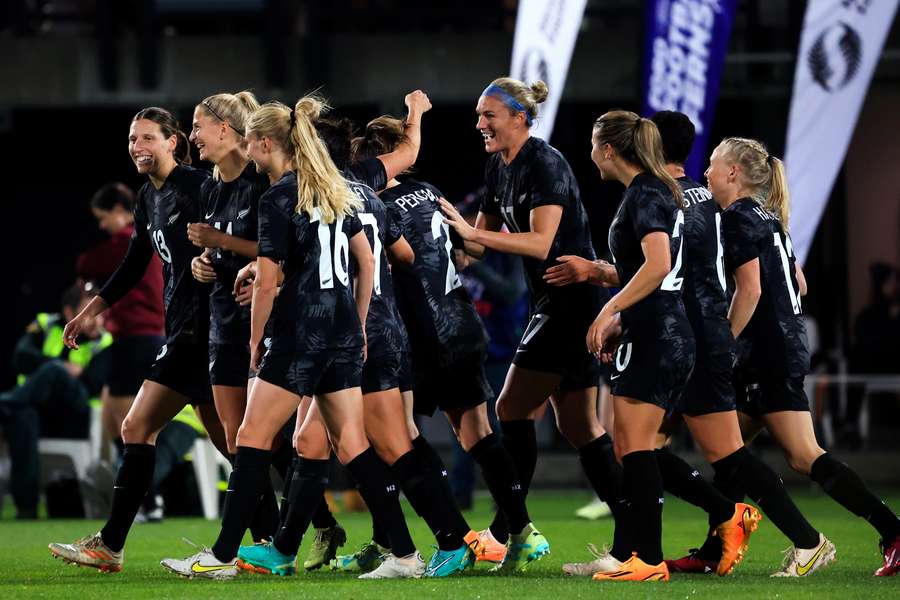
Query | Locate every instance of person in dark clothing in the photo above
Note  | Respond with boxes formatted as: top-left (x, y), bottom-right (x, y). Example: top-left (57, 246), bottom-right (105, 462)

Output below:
top-left (1, 285), bottom-right (111, 519)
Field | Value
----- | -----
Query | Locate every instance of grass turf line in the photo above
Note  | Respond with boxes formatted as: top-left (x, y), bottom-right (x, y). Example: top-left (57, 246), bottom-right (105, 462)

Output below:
top-left (1, 490), bottom-right (898, 599)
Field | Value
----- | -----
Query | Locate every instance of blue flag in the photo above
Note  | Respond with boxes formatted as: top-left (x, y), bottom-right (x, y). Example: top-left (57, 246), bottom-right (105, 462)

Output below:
top-left (642, 0), bottom-right (738, 178)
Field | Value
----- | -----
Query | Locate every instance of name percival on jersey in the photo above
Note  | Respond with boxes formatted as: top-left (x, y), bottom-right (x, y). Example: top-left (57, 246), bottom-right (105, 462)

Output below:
top-left (101, 165), bottom-right (211, 342)
top-left (201, 164), bottom-right (269, 345)
top-left (380, 178), bottom-right (488, 367)
top-left (722, 198), bottom-right (810, 376)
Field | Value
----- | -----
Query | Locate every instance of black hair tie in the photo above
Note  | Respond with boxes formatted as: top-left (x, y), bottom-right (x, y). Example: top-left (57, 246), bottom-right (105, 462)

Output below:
top-left (289, 109), bottom-right (296, 126)
top-left (766, 154), bottom-right (773, 165)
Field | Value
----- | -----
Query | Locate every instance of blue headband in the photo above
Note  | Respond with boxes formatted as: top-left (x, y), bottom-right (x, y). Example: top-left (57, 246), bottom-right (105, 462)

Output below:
top-left (481, 84), bottom-right (533, 126)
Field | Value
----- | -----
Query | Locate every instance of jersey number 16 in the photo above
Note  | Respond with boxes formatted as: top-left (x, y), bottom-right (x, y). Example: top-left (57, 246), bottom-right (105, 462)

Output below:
top-left (312, 208), bottom-right (350, 290)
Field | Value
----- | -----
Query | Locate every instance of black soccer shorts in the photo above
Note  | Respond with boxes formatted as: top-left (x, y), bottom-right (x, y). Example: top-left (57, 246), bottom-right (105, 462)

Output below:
top-left (411, 350), bottom-right (494, 417)
top-left (608, 329), bottom-right (695, 411)
top-left (258, 345), bottom-right (364, 398)
top-left (208, 342), bottom-right (251, 387)
top-left (361, 351), bottom-right (403, 395)
top-left (146, 335), bottom-right (213, 404)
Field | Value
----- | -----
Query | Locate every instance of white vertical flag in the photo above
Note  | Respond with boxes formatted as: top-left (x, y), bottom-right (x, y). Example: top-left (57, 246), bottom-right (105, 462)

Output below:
top-left (786, 0), bottom-right (899, 264)
top-left (510, 0), bottom-right (587, 141)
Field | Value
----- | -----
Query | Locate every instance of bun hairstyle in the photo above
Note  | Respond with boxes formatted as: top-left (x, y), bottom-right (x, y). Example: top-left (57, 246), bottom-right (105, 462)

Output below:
top-left (245, 95), bottom-right (361, 224)
top-left (482, 77), bottom-right (549, 127)
top-left (350, 115), bottom-right (408, 163)
top-left (593, 110), bottom-right (682, 207)
top-left (133, 107), bottom-right (192, 165)
top-left (718, 137), bottom-right (790, 227)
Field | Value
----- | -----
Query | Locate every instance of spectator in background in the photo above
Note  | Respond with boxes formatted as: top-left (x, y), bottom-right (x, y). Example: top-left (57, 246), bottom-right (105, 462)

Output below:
top-left (450, 190), bottom-right (530, 510)
top-left (842, 262), bottom-right (900, 448)
top-left (76, 183), bottom-right (166, 455)
top-left (0, 285), bottom-right (111, 519)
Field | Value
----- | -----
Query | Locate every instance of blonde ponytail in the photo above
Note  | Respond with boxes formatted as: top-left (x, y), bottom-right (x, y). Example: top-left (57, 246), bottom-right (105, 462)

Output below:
top-left (718, 137), bottom-right (790, 227)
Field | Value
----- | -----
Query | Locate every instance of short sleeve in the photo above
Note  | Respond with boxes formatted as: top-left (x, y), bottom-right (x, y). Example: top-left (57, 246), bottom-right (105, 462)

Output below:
top-left (257, 191), bottom-right (292, 260)
top-left (344, 213), bottom-right (364, 239)
top-left (529, 153), bottom-right (571, 209)
top-left (384, 209), bottom-right (402, 246)
top-left (722, 206), bottom-right (762, 271)
top-left (348, 158), bottom-right (388, 192)
top-left (629, 188), bottom-right (673, 240)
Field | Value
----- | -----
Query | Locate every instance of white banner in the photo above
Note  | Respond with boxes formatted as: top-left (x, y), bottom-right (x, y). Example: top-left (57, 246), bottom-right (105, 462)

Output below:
top-left (510, 0), bottom-right (587, 141)
top-left (786, 0), bottom-right (899, 264)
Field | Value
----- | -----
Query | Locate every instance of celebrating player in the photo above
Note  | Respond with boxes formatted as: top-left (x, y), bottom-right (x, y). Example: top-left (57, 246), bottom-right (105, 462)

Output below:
top-left (49, 107), bottom-right (227, 572)
top-left (704, 137), bottom-right (900, 577)
top-left (439, 77), bottom-right (622, 567)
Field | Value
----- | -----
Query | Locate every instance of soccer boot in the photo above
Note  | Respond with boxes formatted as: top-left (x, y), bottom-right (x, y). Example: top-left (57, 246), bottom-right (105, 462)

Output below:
top-left (714, 502), bottom-right (761, 575)
top-left (562, 543), bottom-right (623, 576)
top-left (592, 553), bottom-right (669, 582)
top-left (303, 525), bottom-right (347, 571)
top-left (236, 539), bottom-right (296, 576)
top-left (475, 528), bottom-right (507, 563)
top-left (160, 546), bottom-right (238, 580)
top-left (330, 540), bottom-right (388, 573)
top-left (770, 533), bottom-right (836, 577)
top-left (359, 552), bottom-right (426, 579)
top-left (491, 522), bottom-right (550, 573)
top-left (875, 535), bottom-right (900, 577)
top-left (48, 532), bottom-right (123, 573)
top-left (424, 544), bottom-right (476, 577)
top-left (575, 498), bottom-right (612, 520)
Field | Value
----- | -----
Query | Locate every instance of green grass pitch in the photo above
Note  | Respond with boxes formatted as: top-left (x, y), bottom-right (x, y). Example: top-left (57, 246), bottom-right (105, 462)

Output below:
top-left (2, 490), bottom-right (898, 599)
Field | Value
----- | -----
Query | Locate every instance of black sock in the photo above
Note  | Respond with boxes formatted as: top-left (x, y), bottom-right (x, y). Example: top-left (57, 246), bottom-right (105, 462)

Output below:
top-left (100, 443), bottom-right (155, 552)
top-left (470, 433), bottom-right (530, 540)
top-left (489, 420), bottom-right (537, 542)
top-left (346, 447), bottom-right (415, 557)
top-left (278, 457), bottom-right (297, 524)
top-left (691, 450), bottom-right (750, 560)
top-left (393, 449), bottom-right (465, 550)
top-left (212, 446), bottom-right (271, 562)
top-left (248, 478), bottom-right (279, 542)
top-left (713, 448), bottom-right (820, 549)
top-left (372, 515), bottom-right (391, 549)
top-left (622, 451), bottom-right (664, 565)
top-left (272, 457), bottom-right (330, 556)
top-left (311, 496), bottom-right (338, 529)
top-left (811, 453), bottom-right (900, 541)
top-left (411, 436), bottom-right (471, 541)
top-left (578, 434), bottom-right (631, 560)
top-left (656, 447), bottom-right (734, 525)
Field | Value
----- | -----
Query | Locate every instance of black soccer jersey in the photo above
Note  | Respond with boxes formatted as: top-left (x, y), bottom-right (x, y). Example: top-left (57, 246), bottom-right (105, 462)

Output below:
top-left (608, 172), bottom-right (686, 335)
top-left (479, 136), bottom-right (598, 314)
top-left (381, 179), bottom-right (488, 366)
top-left (344, 167), bottom-right (406, 359)
top-left (100, 165), bottom-right (211, 341)
top-left (201, 165), bottom-right (268, 345)
top-left (257, 171), bottom-right (364, 354)
top-left (722, 198), bottom-right (809, 376)
top-left (679, 176), bottom-right (731, 354)
top-left (346, 157), bottom-right (388, 194)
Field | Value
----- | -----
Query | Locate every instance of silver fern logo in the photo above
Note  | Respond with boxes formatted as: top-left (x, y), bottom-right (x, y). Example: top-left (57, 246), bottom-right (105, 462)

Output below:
top-left (808, 21), bottom-right (862, 92)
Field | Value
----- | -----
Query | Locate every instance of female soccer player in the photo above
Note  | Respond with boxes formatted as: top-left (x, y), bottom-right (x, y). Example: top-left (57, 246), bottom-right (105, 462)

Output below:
top-left (706, 137), bottom-right (900, 577)
top-left (577, 109), bottom-right (695, 582)
top-left (351, 114), bottom-right (547, 572)
top-left (49, 107), bottom-right (228, 572)
top-left (439, 77), bottom-right (621, 567)
top-left (235, 107), bottom-right (481, 579)
top-left (159, 97), bottom-right (416, 580)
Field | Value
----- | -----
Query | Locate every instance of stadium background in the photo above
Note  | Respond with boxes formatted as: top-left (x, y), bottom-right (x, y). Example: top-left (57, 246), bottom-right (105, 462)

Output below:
top-left (2, 0), bottom-right (900, 513)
